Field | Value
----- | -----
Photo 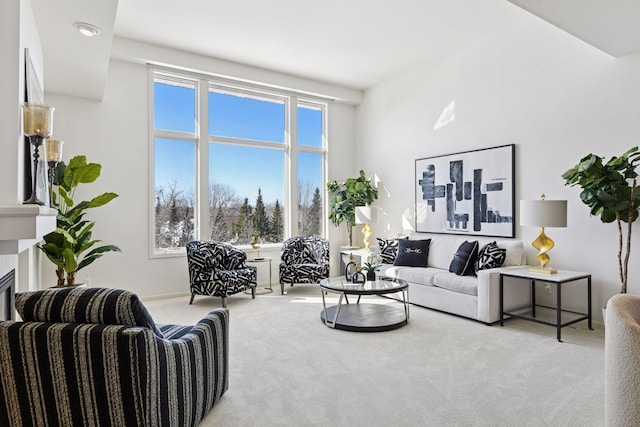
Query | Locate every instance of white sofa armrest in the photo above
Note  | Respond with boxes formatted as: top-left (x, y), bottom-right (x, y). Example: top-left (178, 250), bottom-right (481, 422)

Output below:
top-left (476, 265), bottom-right (530, 323)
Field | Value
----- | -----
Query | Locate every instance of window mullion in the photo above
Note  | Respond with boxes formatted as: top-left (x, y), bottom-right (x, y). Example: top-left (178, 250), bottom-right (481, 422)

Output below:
top-left (154, 129), bottom-right (197, 141)
top-left (287, 97), bottom-right (298, 238)
top-left (198, 80), bottom-right (209, 241)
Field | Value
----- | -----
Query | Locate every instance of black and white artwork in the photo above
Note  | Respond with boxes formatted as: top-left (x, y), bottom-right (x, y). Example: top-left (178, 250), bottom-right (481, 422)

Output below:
top-left (415, 144), bottom-right (515, 237)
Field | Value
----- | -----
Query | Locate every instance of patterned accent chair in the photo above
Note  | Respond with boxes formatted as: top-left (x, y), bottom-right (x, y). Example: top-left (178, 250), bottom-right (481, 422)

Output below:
top-left (0, 287), bottom-right (229, 427)
top-left (186, 240), bottom-right (257, 307)
top-left (279, 236), bottom-right (330, 294)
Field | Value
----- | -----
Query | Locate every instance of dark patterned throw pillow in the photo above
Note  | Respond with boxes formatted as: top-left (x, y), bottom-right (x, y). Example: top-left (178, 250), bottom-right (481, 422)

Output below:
top-left (393, 239), bottom-right (431, 267)
top-left (474, 241), bottom-right (507, 274)
top-left (377, 238), bottom-right (400, 264)
top-left (449, 240), bottom-right (479, 276)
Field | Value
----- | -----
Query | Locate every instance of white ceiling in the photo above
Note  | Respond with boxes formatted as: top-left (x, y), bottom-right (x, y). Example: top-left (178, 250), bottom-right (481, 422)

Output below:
top-left (32, 0), bottom-right (640, 100)
top-left (507, 0), bottom-right (640, 57)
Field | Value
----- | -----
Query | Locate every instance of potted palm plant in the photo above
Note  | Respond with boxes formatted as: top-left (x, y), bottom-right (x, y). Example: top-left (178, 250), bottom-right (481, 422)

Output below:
top-left (562, 146), bottom-right (640, 294)
top-left (39, 155), bottom-right (121, 286)
top-left (327, 170), bottom-right (378, 248)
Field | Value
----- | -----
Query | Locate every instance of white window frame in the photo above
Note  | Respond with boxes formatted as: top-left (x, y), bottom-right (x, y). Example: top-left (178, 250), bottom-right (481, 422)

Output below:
top-left (149, 67), bottom-right (328, 258)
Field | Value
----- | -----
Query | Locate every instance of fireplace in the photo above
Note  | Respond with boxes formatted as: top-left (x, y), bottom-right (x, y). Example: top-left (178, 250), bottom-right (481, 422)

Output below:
top-left (0, 269), bottom-right (15, 321)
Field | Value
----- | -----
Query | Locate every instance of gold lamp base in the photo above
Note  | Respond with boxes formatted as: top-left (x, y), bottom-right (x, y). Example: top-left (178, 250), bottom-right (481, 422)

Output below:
top-left (361, 223), bottom-right (372, 251)
top-left (529, 266), bottom-right (558, 274)
top-left (530, 226), bottom-right (557, 274)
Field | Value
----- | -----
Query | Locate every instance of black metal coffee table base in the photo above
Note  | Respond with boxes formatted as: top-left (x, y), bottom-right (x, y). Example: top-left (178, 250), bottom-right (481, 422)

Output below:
top-left (320, 303), bottom-right (407, 332)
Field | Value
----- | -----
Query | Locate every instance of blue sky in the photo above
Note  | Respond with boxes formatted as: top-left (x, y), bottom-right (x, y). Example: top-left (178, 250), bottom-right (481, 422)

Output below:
top-left (154, 81), bottom-right (322, 204)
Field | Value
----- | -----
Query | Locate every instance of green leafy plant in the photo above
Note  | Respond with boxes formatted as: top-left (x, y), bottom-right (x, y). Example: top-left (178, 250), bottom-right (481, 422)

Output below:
top-left (362, 261), bottom-right (381, 273)
top-left (562, 146), bottom-right (640, 293)
top-left (39, 155), bottom-right (121, 286)
top-left (327, 170), bottom-right (378, 247)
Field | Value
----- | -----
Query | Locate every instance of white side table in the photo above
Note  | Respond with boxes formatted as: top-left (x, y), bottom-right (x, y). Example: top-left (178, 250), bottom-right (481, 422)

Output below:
top-left (499, 267), bottom-right (593, 342)
top-left (245, 257), bottom-right (273, 295)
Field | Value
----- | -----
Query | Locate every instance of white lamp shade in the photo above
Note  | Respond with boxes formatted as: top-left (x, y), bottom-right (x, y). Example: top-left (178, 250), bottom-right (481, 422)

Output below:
top-left (355, 206), bottom-right (379, 224)
top-left (520, 199), bottom-right (567, 227)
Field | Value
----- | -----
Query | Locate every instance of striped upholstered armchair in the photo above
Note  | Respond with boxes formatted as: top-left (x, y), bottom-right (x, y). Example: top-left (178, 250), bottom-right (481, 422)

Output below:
top-left (279, 236), bottom-right (330, 294)
top-left (0, 287), bottom-right (228, 427)
top-left (186, 240), bottom-right (257, 307)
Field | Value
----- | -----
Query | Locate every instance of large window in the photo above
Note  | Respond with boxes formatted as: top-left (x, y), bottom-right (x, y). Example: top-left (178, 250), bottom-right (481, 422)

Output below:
top-left (153, 76), bottom-right (197, 251)
top-left (151, 71), bottom-right (327, 254)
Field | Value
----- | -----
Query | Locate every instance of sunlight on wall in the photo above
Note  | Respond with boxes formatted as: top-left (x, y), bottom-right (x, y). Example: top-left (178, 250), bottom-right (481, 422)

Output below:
top-left (372, 173), bottom-right (391, 198)
top-left (402, 209), bottom-right (415, 235)
top-left (433, 99), bottom-right (456, 131)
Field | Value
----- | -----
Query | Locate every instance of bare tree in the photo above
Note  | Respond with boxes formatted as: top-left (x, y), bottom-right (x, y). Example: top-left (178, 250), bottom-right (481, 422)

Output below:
top-left (155, 180), bottom-right (194, 249)
top-left (298, 179), bottom-right (314, 235)
top-left (209, 183), bottom-right (240, 241)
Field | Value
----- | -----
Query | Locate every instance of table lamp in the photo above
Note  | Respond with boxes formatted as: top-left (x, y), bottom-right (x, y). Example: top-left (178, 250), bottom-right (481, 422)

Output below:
top-left (355, 206), bottom-right (379, 251)
top-left (520, 195), bottom-right (567, 274)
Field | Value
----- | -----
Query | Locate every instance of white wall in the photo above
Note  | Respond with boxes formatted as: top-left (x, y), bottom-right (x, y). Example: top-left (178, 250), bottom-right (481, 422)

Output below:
top-left (356, 6), bottom-right (640, 320)
top-left (45, 52), bottom-right (357, 298)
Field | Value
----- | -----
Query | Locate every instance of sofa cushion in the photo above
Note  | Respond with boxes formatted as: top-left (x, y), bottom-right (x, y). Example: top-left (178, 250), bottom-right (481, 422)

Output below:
top-left (378, 265), bottom-right (438, 287)
top-left (424, 236), bottom-right (464, 270)
top-left (377, 237), bottom-right (400, 264)
top-left (397, 267), bottom-right (441, 287)
top-left (474, 241), bottom-right (507, 274)
top-left (497, 240), bottom-right (525, 266)
top-left (394, 239), bottom-right (431, 267)
top-left (449, 240), bottom-right (479, 276)
top-left (433, 272), bottom-right (478, 296)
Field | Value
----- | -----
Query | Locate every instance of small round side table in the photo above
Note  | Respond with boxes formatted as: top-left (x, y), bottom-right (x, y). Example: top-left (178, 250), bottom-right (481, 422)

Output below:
top-left (245, 257), bottom-right (273, 295)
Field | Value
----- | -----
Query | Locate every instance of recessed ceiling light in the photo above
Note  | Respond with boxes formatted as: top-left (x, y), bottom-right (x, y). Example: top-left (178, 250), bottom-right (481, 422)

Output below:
top-left (73, 22), bottom-right (100, 37)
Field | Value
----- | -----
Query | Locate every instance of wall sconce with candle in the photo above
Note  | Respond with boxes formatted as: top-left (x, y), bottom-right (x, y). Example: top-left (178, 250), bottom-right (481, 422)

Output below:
top-left (46, 139), bottom-right (64, 208)
top-left (22, 103), bottom-right (54, 206)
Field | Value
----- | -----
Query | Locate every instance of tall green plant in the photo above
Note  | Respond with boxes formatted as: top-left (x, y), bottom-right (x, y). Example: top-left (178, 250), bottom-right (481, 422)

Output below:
top-left (327, 170), bottom-right (378, 247)
top-left (39, 155), bottom-right (121, 285)
top-left (562, 146), bottom-right (640, 293)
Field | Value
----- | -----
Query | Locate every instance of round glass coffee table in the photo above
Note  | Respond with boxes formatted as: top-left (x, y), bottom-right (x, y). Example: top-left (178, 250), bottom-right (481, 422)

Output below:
top-left (319, 276), bottom-right (409, 332)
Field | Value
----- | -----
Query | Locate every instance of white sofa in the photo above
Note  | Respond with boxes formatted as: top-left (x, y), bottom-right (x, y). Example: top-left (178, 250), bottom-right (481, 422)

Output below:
top-left (377, 233), bottom-right (530, 324)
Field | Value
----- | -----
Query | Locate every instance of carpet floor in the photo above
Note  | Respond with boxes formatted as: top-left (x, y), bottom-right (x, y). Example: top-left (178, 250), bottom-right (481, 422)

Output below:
top-left (143, 285), bottom-right (604, 427)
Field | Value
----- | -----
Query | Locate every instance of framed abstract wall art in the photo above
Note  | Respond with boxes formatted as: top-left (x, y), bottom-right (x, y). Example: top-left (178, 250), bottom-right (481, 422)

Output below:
top-left (415, 144), bottom-right (515, 238)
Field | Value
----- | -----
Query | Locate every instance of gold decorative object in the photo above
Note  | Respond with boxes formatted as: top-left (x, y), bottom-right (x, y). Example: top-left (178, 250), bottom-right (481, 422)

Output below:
top-left (355, 206), bottom-right (379, 251)
top-left (531, 226), bottom-right (555, 273)
top-left (520, 194), bottom-right (567, 274)
top-left (250, 234), bottom-right (261, 249)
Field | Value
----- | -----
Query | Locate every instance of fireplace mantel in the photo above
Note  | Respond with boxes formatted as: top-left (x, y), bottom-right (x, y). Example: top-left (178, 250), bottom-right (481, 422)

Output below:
top-left (0, 205), bottom-right (57, 254)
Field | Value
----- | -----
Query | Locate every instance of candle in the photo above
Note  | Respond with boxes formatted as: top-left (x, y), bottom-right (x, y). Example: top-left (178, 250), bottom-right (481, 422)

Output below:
top-left (46, 139), bottom-right (64, 162)
top-left (22, 103), bottom-right (54, 138)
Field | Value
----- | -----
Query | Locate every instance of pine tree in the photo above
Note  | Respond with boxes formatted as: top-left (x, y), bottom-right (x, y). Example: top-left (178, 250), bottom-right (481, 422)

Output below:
top-left (253, 188), bottom-right (269, 238)
top-left (269, 199), bottom-right (284, 242)
top-left (307, 187), bottom-right (322, 236)
top-left (234, 198), bottom-right (254, 244)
